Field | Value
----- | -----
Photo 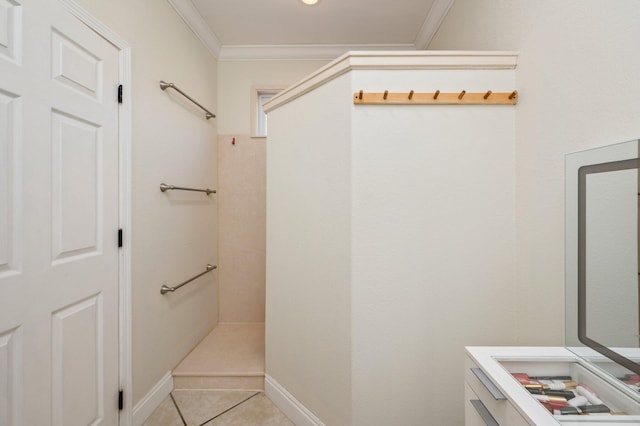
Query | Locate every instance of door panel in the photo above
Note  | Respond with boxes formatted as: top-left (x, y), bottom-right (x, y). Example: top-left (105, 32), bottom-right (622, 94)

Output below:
top-left (51, 109), bottom-right (101, 263)
top-left (0, 326), bottom-right (22, 426)
top-left (52, 294), bottom-right (103, 426)
top-left (0, 89), bottom-right (19, 276)
top-left (51, 27), bottom-right (102, 100)
top-left (0, 1), bottom-right (120, 424)
top-left (0, 0), bottom-right (21, 64)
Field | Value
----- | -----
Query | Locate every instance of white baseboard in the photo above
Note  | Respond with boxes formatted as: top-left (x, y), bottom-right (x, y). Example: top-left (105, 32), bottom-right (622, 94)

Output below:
top-left (265, 374), bottom-right (324, 426)
top-left (132, 371), bottom-right (173, 426)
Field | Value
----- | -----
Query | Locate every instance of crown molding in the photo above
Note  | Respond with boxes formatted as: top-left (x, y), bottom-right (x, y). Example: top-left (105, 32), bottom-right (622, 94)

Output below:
top-left (167, 0), bottom-right (221, 58)
top-left (414, 0), bottom-right (455, 49)
top-left (218, 44), bottom-right (416, 61)
top-left (169, 0), bottom-right (455, 60)
top-left (263, 50), bottom-right (518, 113)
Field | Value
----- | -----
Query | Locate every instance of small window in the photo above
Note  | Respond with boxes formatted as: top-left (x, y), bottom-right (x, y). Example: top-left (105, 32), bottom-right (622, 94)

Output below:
top-left (251, 86), bottom-right (285, 138)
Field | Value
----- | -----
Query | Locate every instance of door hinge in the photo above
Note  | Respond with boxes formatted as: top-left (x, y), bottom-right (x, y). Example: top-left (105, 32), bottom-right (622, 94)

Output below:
top-left (118, 229), bottom-right (123, 248)
top-left (118, 390), bottom-right (124, 410)
top-left (118, 85), bottom-right (123, 104)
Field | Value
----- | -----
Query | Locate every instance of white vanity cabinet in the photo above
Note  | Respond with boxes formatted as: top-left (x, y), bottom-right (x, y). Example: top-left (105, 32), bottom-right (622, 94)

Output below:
top-left (465, 351), bottom-right (530, 425)
top-left (465, 347), bottom-right (640, 425)
top-left (465, 141), bottom-right (640, 425)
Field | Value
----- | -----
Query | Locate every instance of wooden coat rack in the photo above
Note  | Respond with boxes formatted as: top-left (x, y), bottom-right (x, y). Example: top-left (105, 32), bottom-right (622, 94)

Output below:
top-left (354, 90), bottom-right (518, 105)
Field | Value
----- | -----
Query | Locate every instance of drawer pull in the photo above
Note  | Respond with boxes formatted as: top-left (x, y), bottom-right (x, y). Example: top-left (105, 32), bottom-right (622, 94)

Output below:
top-left (471, 368), bottom-right (507, 400)
top-left (470, 399), bottom-right (499, 426)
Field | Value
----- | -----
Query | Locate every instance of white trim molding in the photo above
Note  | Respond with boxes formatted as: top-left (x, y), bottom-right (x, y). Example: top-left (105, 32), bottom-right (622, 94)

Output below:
top-left (60, 0), bottom-right (129, 48)
top-left (167, 0), bottom-right (456, 61)
top-left (57, 1), bottom-right (134, 425)
top-left (132, 372), bottom-right (174, 426)
top-left (117, 46), bottom-right (134, 426)
top-left (251, 85), bottom-right (288, 138)
top-left (167, 0), bottom-right (221, 58)
top-left (265, 375), bottom-right (325, 426)
top-left (414, 0), bottom-right (456, 49)
top-left (218, 43), bottom-right (416, 62)
top-left (263, 50), bottom-right (518, 113)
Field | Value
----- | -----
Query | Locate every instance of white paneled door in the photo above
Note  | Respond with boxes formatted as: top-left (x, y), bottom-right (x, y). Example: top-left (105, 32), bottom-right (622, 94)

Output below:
top-left (0, 0), bottom-right (121, 425)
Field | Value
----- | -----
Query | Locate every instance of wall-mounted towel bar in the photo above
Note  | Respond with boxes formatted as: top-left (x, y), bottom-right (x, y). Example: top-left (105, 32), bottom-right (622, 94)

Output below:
top-left (160, 183), bottom-right (216, 195)
top-left (159, 80), bottom-right (216, 119)
top-left (160, 264), bottom-right (217, 295)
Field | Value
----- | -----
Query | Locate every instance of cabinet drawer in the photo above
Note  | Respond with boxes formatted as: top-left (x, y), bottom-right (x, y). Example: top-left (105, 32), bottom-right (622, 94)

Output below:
top-left (466, 356), bottom-right (530, 425)
top-left (466, 383), bottom-right (498, 426)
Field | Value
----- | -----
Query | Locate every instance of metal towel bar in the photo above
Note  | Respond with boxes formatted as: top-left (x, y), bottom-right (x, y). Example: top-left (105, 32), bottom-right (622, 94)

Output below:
top-left (159, 80), bottom-right (216, 119)
top-left (160, 183), bottom-right (216, 195)
top-left (160, 264), bottom-right (217, 295)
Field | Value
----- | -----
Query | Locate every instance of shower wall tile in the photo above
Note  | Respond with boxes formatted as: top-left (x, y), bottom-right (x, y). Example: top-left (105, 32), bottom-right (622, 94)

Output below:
top-left (218, 135), bottom-right (266, 322)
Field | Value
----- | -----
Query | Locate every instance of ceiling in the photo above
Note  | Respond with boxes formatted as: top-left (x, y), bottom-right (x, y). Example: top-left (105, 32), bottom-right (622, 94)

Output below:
top-left (167, 0), bottom-right (455, 60)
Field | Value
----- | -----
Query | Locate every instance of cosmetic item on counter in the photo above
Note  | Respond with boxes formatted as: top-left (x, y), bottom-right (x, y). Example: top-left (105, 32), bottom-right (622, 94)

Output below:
top-left (531, 394), bottom-right (567, 403)
top-left (512, 373), bottom-right (530, 380)
top-left (527, 389), bottom-right (577, 400)
top-left (534, 393), bottom-right (569, 414)
top-left (511, 373), bottom-right (577, 391)
top-left (540, 380), bottom-right (578, 390)
top-left (512, 373), bottom-right (543, 388)
top-left (512, 372), bottom-right (614, 416)
top-left (622, 374), bottom-right (640, 385)
top-left (530, 375), bottom-right (573, 381)
top-left (524, 383), bottom-right (544, 391)
top-left (540, 400), bottom-right (570, 413)
top-left (567, 396), bottom-right (588, 407)
top-left (622, 375), bottom-right (640, 391)
top-left (560, 404), bottom-right (611, 415)
top-left (576, 385), bottom-right (603, 405)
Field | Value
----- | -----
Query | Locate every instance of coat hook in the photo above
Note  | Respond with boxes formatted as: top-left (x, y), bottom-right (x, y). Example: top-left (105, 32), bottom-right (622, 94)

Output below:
top-left (509, 90), bottom-right (518, 100)
top-left (433, 90), bottom-right (440, 100)
top-left (483, 90), bottom-right (492, 100)
top-left (383, 90), bottom-right (388, 100)
top-left (408, 90), bottom-right (414, 100)
top-left (458, 90), bottom-right (466, 100)
top-left (358, 90), bottom-right (363, 100)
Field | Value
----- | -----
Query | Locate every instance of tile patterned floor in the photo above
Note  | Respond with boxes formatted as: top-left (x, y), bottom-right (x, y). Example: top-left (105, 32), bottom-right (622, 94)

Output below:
top-left (143, 390), bottom-right (294, 426)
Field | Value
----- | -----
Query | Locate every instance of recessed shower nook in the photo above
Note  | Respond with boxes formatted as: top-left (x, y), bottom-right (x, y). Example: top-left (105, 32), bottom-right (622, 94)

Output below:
top-left (153, 76), bottom-right (267, 392)
top-left (164, 130), bottom-right (266, 395)
top-left (172, 323), bottom-right (265, 391)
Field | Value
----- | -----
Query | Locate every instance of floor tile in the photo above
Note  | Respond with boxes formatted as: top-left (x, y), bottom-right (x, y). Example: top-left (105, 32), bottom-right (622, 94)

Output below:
top-left (143, 396), bottom-right (185, 426)
top-left (172, 389), bottom-right (258, 426)
top-left (206, 393), bottom-right (294, 426)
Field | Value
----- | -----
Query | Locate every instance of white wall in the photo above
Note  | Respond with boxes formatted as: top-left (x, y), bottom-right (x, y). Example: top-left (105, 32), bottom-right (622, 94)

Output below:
top-left (267, 73), bottom-right (354, 426)
top-left (73, 0), bottom-right (219, 405)
top-left (216, 60), bottom-right (328, 323)
top-left (430, 0), bottom-right (640, 345)
top-left (218, 60), bottom-right (328, 135)
top-left (350, 68), bottom-right (517, 425)
top-left (266, 54), bottom-right (518, 425)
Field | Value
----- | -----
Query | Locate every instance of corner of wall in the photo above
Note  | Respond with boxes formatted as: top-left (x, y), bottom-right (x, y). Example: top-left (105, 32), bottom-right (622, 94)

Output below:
top-left (132, 371), bottom-right (173, 426)
top-left (265, 375), bottom-right (325, 426)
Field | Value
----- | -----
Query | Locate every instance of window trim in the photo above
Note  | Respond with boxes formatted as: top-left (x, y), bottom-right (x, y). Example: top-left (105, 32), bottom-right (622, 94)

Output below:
top-left (251, 85), bottom-right (286, 138)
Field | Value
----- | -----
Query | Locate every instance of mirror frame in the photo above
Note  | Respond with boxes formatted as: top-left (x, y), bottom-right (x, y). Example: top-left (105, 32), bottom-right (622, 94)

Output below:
top-left (578, 157), bottom-right (640, 375)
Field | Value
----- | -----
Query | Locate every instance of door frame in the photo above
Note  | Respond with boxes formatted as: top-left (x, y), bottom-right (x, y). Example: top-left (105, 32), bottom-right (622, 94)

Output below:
top-left (57, 1), bottom-right (133, 424)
